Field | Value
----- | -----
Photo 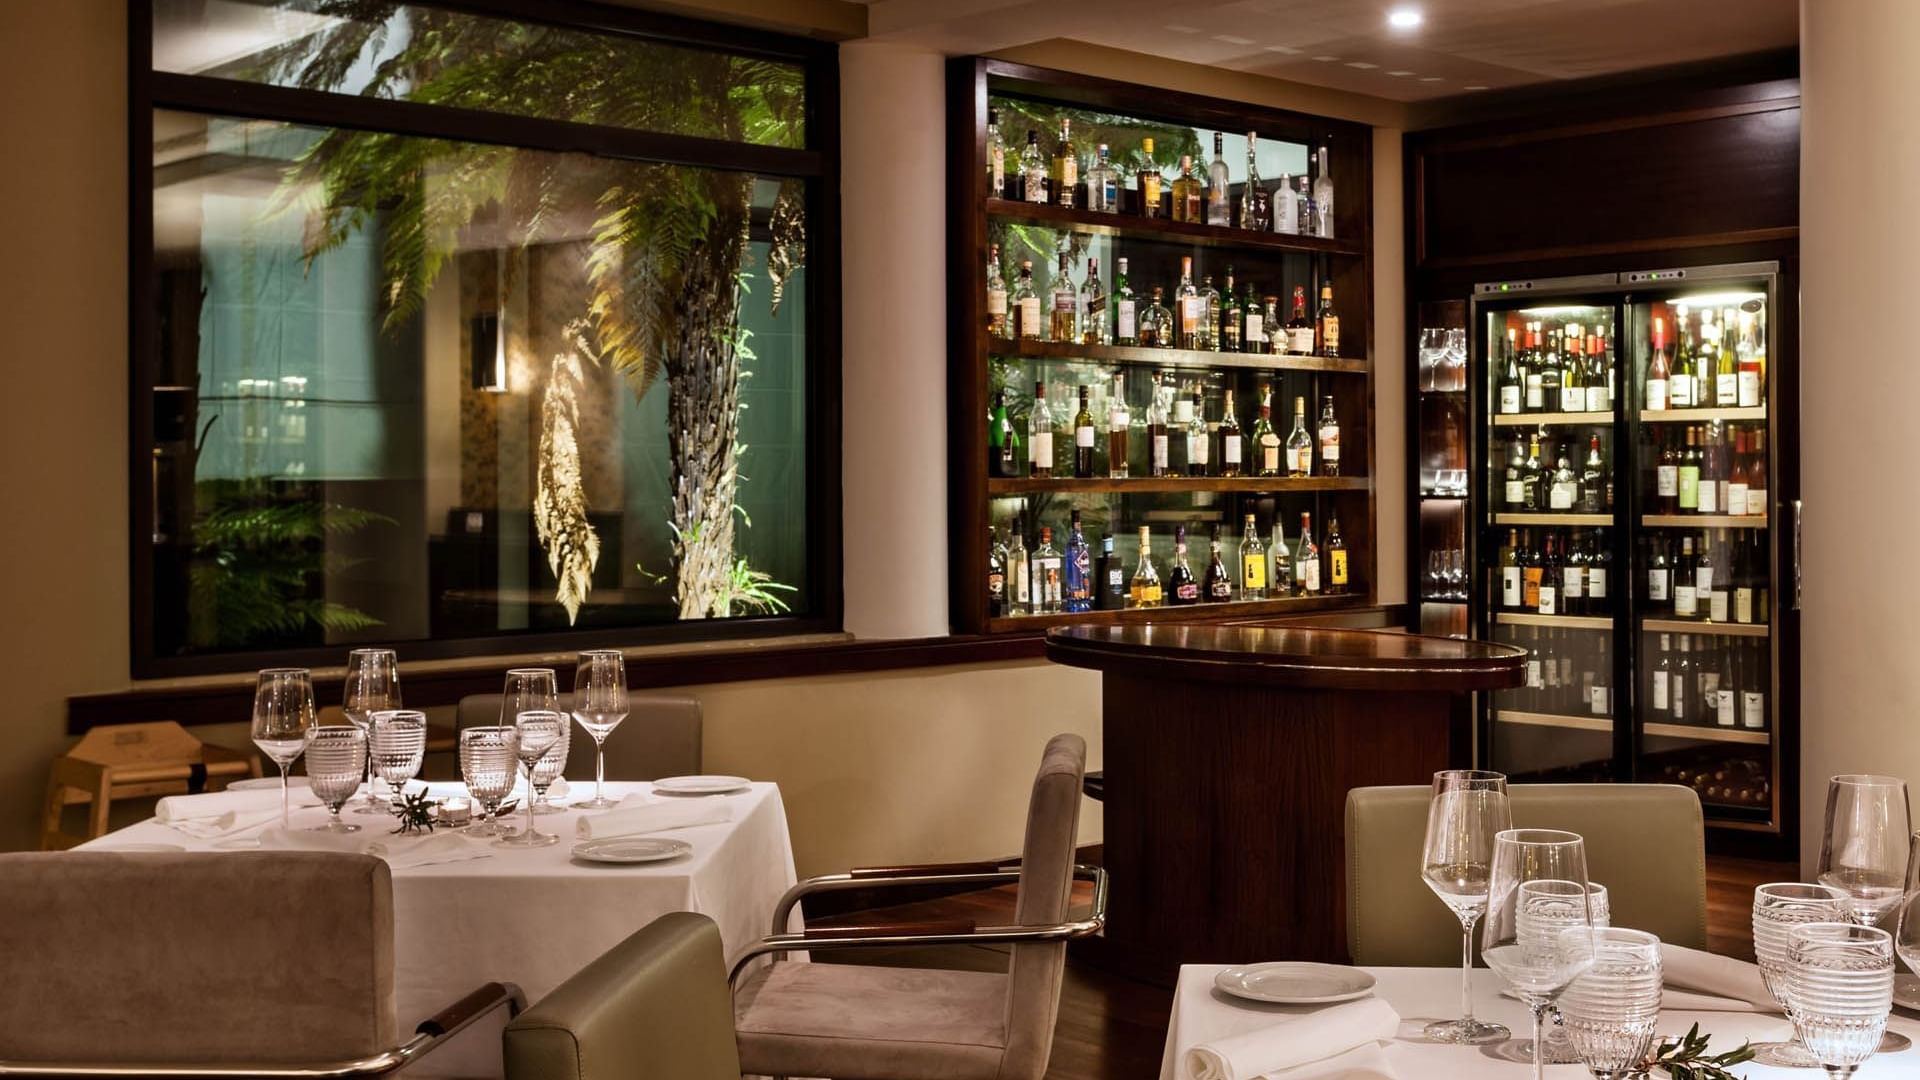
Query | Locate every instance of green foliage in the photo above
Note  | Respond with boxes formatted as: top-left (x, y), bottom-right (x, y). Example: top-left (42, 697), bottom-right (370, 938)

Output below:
top-left (389, 785), bottom-right (438, 835)
top-left (1647, 1023), bottom-right (1754, 1080)
top-left (187, 485), bottom-right (392, 649)
top-left (989, 96), bottom-right (1201, 172)
top-left (718, 557), bottom-right (797, 616)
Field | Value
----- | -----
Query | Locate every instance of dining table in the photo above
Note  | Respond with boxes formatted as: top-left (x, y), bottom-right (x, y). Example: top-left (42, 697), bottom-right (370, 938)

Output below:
top-left (80, 779), bottom-right (800, 1079)
top-left (1160, 963), bottom-right (1920, 1079)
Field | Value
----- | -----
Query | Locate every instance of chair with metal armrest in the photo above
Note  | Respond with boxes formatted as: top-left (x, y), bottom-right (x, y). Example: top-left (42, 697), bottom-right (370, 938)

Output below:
top-left (0, 852), bottom-right (524, 1079)
top-left (731, 733), bottom-right (1104, 1080)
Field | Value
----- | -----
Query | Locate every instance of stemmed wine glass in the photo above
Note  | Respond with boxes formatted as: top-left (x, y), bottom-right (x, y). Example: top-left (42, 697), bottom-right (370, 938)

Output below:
top-left (1482, 829), bottom-right (1596, 1080)
top-left (342, 649), bottom-right (401, 814)
top-left (1558, 927), bottom-right (1662, 1080)
top-left (1420, 769), bottom-right (1512, 1045)
top-left (1787, 922), bottom-right (1895, 1078)
top-left (251, 668), bottom-right (315, 831)
top-left (572, 650), bottom-right (629, 810)
top-left (304, 726), bottom-right (368, 833)
top-left (460, 726), bottom-right (518, 838)
top-left (1752, 882), bottom-right (1854, 1067)
top-left (1818, 774), bottom-right (1911, 927)
top-left (499, 711), bottom-right (562, 848)
top-left (1891, 831), bottom-right (1920, 1024)
top-left (501, 668), bottom-right (561, 813)
top-left (369, 710), bottom-right (428, 806)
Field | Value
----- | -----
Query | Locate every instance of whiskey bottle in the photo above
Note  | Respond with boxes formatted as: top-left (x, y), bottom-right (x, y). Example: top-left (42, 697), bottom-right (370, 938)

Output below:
top-left (1020, 129), bottom-right (1047, 204)
top-left (1184, 384), bottom-right (1210, 477)
top-left (1176, 257), bottom-right (1202, 349)
top-left (986, 108), bottom-right (1006, 199)
top-left (1086, 143), bottom-right (1119, 213)
top-left (1295, 512), bottom-right (1321, 595)
top-left (1050, 117), bottom-right (1077, 209)
top-left (1284, 395), bottom-right (1312, 478)
top-left (1028, 381), bottom-right (1053, 479)
top-left (1073, 385), bottom-right (1097, 478)
top-left (1240, 131), bottom-right (1269, 231)
top-left (1137, 137), bottom-right (1162, 218)
top-left (1206, 132), bottom-right (1231, 226)
top-left (1140, 286), bottom-right (1172, 348)
top-left (1113, 258), bottom-right (1138, 345)
top-left (1285, 285), bottom-right (1314, 356)
top-left (1168, 525), bottom-right (1200, 605)
top-left (985, 243), bottom-right (1008, 338)
top-left (1008, 528), bottom-right (1031, 615)
top-left (1146, 373), bottom-right (1170, 478)
top-left (1238, 513), bottom-right (1267, 600)
top-left (1096, 533), bottom-right (1127, 610)
top-left (1011, 260), bottom-right (1040, 340)
top-left (1106, 373), bottom-right (1130, 479)
top-left (1079, 258), bottom-right (1108, 346)
top-left (1218, 389), bottom-right (1244, 477)
top-left (1326, 513), bottom-right (1348, 594)
top-left (1049, 252), bottom-right (1077, 343)
top-left (987, 526), bottom-right (1007, 617)
top-left (1252, 388), bottom-right (1282, 477)
top-left (1032, 526), bottom-right (1063, 614)
top-left (1171, 155), bottom-right (1199, 223)
top-left (1316, 395), bottom-right (1340, 477)
top-left (1129, 526), bottom-right (1163, 608)
top-left (1205, 528), bottom-right (1233, 602)
top-left (1316, 284), bottom-right (1340, 358)
top-left (1064, 510), bottom-right (1092, 614)
top-left (988, 389), bottom-right (1020, 478)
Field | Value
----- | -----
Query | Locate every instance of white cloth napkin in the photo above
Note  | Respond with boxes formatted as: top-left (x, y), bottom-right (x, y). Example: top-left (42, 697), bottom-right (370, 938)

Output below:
top-left (574, 793), bottom-right (733, 840)
top-left (258, 828), bottom-right (490, 868)
top-left (1659, 943), bottom-right (1776, 1013)
top-left (155, 788), bottom-right (286, 839)
top-left (1184, 998), bottom-right (1401, 1080)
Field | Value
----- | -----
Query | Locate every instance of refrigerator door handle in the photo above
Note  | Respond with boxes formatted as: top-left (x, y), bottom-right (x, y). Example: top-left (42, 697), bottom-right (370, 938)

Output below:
top-left (1792, 498), bottom-right (1804, 610)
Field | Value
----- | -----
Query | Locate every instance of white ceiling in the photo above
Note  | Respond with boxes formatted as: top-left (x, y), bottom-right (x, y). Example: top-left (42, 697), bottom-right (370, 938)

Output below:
top-left (861, 0), bottom-right (1797, 101)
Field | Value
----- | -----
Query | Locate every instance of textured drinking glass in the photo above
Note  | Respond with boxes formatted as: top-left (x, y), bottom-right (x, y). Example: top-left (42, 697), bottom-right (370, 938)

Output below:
top-left (1751, 881), bottom-right (1854, 1067)
top-left (304, 726), bottom-right (369, 833)
top-left (1420, 769), bottom-right (1512, 1044)
top-left (1539, 882), bottom-right (1612, 1064)
top-left (460, 726), bottom-right (518, 838)
top-left (342, 649), bottom-right (401, 814)
top-left (1559, 928), bottom-right (1662, 1080)
top-left (1893, 832), bottom-right (1920, 992)
top-left (572, 650), bottom-right (629, 810)
top-left (252, 668), bottom-right (316, 831)
top-left (369, 710), bottom-right (428, 800)
top-left (499, 712), bottom-right (562, 848)
top-left (1482, 829), bottom-right (1595, 1080)
top-left (1787, 922), bottom-right (1895, 1077)
top-left (1819, 775), bottom-right (1911, 927)
top-left (531, 718), bottom-right (571, 812)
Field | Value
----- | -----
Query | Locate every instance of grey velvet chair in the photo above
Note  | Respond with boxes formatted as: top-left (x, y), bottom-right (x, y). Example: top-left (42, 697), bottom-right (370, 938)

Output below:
top-left (0, 851), bottom-right (523, 1077)
top-left (728, 733), bottom-right (1107, 1080)
top-left (505, 912), bottom-right (742, 1080)
top-left (1345, 782), bottom-right (1709, 966)
top-left (456, 691), bottom-right (702, 780)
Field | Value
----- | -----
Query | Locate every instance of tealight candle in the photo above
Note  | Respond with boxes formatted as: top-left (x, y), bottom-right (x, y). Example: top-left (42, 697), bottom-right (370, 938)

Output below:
top-left (434, 798), bottom-right (472, 827)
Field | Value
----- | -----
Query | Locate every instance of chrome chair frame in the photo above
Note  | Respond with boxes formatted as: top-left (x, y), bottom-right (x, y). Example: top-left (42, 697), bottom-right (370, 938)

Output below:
top-left (0, 982), bottom-right (526, 1079)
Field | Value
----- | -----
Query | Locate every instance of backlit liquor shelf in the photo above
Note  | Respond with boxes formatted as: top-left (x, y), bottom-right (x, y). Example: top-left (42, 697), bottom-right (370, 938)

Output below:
top-left (985, 198), bottom-right (1364, 257)
top-left (1496, 710), bottom-right (1769, 745)
top-left (1491, 411), bottom-right (1615, 427)
top-left (1642, 618), bottom-right (1769, 638)
top-left (987, 591), bottom-right (1368, 633)
top-left (989, 337), bottom-right (1369, 374)
top-left (988, 476), bottom-right (1368, 495)
top-left (1492, 512), bottom-right (1608, 526)
top-left (1494, 612), bottom-right (1612, 631)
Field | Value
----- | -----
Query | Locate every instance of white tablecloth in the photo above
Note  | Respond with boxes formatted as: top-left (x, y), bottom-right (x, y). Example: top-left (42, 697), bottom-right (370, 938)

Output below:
top-left (83, 781), bottom-right (800, 1078)
top-left (1161, 965), bottom-right (1920, 1079)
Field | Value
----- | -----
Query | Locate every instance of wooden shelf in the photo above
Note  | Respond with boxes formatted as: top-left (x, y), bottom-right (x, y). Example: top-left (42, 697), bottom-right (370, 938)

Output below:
top-left (1642, 722), bottom-right (1770, 745)
top-left (987, 592), bottom-right (1368, 633)
top-left (1495, 710), bottom-right (1613, 734)
top-left (1642, 618), bottom-right (1769, 638)
top-left (988, 476), bottom-right (1369, 495)
top-left (988, 337), bottom-right (1368, 373)
top-left (1642, 514), bottom-right (1768, 529)
top-left (986, 198), bottom-right (1365, 257)
top-left (1492, 411), bottom-right (1615, 427)
top-left (1495, 612), bottom-right (1613, 631)
top-left (1493, 512), bottom-right (1611, 526)
top-left (1642, 407), bottom-right (1767, 423)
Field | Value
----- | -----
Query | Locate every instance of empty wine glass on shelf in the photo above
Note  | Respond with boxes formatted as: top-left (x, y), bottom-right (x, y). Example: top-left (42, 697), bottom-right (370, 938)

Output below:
top-left (1420, 769), bottom-right (1512, 1045)
top-left (342, 648), bottom-right (401, 814)
top-left (499, 711), bottom-right (562, 848)
top-left (1819, 774), bottom-right (1911, 928)
top-left (1558, 928), bottom-right (1663, 1080)
top-left (459, 726), bottom-right (518, 838)
top-left (571, 650), bottom-right (630, 810)
top-left (251, 668), bottom-right (316, 830)
top-left (1483, 829), bottom-right (1596, 1080)
top-left (304, 726), bottom-right (369, 833)
top-left (1751, 881), bottom-right (1854, 1067)
top-left (1419, 327), bottom-right (1443, 392)
top-left (369, 710), bottom-right (428, 806)
top-left (1787, 922), bottom-right (1895, 1078)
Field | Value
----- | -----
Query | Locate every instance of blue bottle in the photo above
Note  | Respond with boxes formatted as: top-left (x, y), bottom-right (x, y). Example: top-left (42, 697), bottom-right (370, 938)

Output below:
top-left (1063, 509), bottom-right (1092, 613)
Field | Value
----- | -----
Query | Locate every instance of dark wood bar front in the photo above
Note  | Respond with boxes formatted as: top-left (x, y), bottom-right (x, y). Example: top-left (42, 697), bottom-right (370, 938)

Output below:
top-left (1046, 624), bottom-right (1525, 984)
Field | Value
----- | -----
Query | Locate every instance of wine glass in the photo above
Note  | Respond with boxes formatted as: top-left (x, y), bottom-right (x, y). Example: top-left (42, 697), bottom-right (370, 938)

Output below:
top-left (1787, 922), bottom-right (1895, 1078)
top-left (1894, 831), bottom-right (1920, 1012)
top-left (1752, 882), bottom-right (1854, 1067)
top-left (251, 668), bottom-right (316, 831)
top-left (1482, 829), bottom-right (1595, 1080)
top-left (1818, 774), bottom-right (1911, 927)
top-left (498, 711), bottom-right (562, 848)
top-left (459, 726), bottom-right (518, 838)
top-left (531, 719), bottom-right (571, 814)
top-left (571, 650), bottom-right (629, 810)
top-left (1420, 769), bottom-right (1512, 1044)
top-left (342, 648), bottom-right (400, 814)
top-left (304, 726), bottom-right (368, 833)
top-left (501, 668), bottom-right (560, 810)
top-left (1538, 882), bottom-right (1611, 1064)
top-left (369, 710), bottom-right (428, 806)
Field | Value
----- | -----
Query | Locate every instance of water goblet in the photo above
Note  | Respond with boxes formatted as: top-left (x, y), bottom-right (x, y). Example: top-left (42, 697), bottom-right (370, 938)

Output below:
top-left (1482, 829), bottom-right (1596, 1080)
top-left (343, 648), bottom-right (401, 814)
top-left (572, 650), bottom-right (629, 810)
top-left (1537, 882), bottom-right (1611, 1064)
top-left (1819, 774), bottom-right (1911, 927)
top-left (1787, 922), bottom-right (1895, 1078)
top-left (459, 726), bottom-right (518, 838)
top-left (1752, 881), bottom-right (1854, 1066)
top-left (304, 726), bottom-right (368, 833)
top-left (1893, 831), bottom-right (1920, 1013)
top-left (369, 709), bottom-right (428, 805)
top-left (498, 711), bottom-right (562, 848)
top-left (530, 719), bottom-right (571, 814)
top-left (1559, 928), bottom-right (1663, 1080)
top-left (251, 668), bottom-right (315, 831)
top-left (1420, 769), bottom-right (1512, 1045)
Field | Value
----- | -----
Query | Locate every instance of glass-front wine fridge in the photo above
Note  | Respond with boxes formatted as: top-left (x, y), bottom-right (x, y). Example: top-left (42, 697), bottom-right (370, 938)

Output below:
top-left (1412, 261), bottom-right (1797, 841)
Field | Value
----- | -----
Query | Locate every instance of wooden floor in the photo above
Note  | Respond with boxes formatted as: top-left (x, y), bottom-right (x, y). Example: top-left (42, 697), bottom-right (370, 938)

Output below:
top-left (812, 852), bottom-right (1795, 1080)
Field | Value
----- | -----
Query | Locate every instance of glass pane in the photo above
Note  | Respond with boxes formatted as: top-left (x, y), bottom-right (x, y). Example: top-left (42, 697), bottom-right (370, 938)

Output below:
top-left (148, 109), bottom-right (809, 659)
top-left (151, 0), bottom-right (806, 147)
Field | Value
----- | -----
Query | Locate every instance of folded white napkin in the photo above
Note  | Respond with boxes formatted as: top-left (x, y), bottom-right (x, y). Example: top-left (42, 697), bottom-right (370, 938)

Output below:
top-left (574, 793), bottom-right (733, 840)
top-left (156, 788), bottom-right (287, 839)
top-left (257, 827), bottom-right (489, 869)
top-left (1659, 943), bottom-right (1776, 1013)
top-left (1185, 997), bottom-right (1400, 1080)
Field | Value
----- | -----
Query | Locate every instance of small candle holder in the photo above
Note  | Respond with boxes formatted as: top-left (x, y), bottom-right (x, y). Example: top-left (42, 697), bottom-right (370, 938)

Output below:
top-left (433, 798), bottom-right (472, 828)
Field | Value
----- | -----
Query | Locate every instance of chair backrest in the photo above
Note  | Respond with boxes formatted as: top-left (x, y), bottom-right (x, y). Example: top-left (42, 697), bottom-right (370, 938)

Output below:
top-left (456, 692), bottom-right (702, 780)
top-left (504, 912), bottom-right (740, 1080)
top-left (1345, 782), bottom-right (1707, 966)
top-left (0, 852), bottom-right (396, 1064)
top-left (1002, 733), bottom-right (1087, 1080)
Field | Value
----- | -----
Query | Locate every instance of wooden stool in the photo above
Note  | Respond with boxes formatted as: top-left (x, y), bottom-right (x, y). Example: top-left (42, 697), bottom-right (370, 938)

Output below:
top-left (41, 721), bottom-right (262, 850)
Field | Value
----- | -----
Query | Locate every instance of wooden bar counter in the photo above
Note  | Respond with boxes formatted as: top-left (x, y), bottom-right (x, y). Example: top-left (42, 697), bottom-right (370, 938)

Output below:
top-left (1045, 623), bottom-right (1525, 984)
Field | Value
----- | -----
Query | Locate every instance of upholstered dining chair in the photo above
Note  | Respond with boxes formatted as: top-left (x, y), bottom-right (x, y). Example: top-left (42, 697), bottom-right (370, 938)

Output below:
top-left (504, 912), bottom-right (742, 1080)
top-left (455, 691), bottom-right (702, 779)
top-left (728, 733), bottom-right (1108, 1080)
top-left (0, 852), bottom-right (523, 1077)
top-left (1344, 782), bottom-right (1708, 966)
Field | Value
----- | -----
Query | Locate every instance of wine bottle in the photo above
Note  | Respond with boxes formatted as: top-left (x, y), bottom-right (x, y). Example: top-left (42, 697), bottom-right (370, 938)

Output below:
top-left (1317, 396), bottom-right (1341, 477)
top-left (1647, 316), bottom-right (1671, 411)
top-left (1073, 385), bottom-right (1097, 478)
top-left (1500, 528), bottom-right (1522, 609)
top-left (988, 390), bottom-right (1020, 478)
top-left (1106, 373), bottom-right (1130, 480)
top-left (1008, 528), bottom-right (1031, 615)
top-left (1218, 389), bottom-right (1243, 477)
top-left (1028, 381), bottom-right (1053, 479)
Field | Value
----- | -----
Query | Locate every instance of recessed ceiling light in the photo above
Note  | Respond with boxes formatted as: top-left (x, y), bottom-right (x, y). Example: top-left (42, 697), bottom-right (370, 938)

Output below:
top-left (1387, 70), bottom-right (1414, 77)
top-left (1265, 45), bottom-right (1301, 54)
top-left (1420, 76), bottom-right (1443, 82)
top-left (1165, 24), bottom-right (1200, 33)
top-left (1313, 55), bottom-right (1340, 62)
top-left (1346, 61), bottom-right (1379, 70)
top-left (1465, 85), bottom-right (1489, 91)
top-left (1214, 34), bottom-right (1255, 45)
top-left (1388, 8), bottom-right (1423, 30)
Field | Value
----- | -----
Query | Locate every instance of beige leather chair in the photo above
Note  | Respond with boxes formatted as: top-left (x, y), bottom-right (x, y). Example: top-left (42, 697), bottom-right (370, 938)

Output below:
top-left (456, 691), bottom-right (702, 779)
top-left (729, 733), bottom-right (1108, 1080)
top-left (0, 852), bottom-right (522, 1076)
top-left (505, 912), bottom-right (741, 1080)
top-left (1345, 782), bottom-right (1708, 966)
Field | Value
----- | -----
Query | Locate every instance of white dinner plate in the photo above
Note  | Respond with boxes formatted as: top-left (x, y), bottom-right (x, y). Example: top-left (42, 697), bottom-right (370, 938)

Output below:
top-left (227, 776), bottom-right (308, 792)
top-left (572, 837), bottom-right (693, 864)
top-left (1213, 962), bottom-right (1377, 1005)
top-left (94, 842), bottom-right (187, 853)
top-left (651, 775), bottom-right (751, 796)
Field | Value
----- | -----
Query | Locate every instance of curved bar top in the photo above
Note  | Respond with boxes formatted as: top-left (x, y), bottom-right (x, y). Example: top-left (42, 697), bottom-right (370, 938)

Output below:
top-left (1046, 624), bottom-right (1527, 693)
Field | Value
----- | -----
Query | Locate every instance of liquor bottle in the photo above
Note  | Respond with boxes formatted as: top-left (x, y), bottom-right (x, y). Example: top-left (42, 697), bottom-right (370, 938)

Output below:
top-left (1671, 635), bottom-right (1694, 723)
top-left (1106, 372), bottom-right (1130, 480)
top-left (1312, 144), bottom-right (1335, 238)
top-left (1240, 132), bottom-right (1269, 231)
top-left (1184, 384), bottom-right (1210, 477)
top-left (1522, 435), bottom-right (1544, 511)
top-left (1676, 427), bottom-right (1700, 512)
top-left (1137, 137), bottom-right (1162, 218)
top-left (1064, 510), bottom-right (1092, 613)
top-left (1242, 286), bottom-right (1266, 353)
top-left (1049, 252), bottom-right (1077, 343)
top-left (1317, 395), bottom-right (1341, 477)
top-left (1562, 529), bottom-right (1587, 616)
top-left (1168, 525), bottom-right (1199, 605)
top-left (1294, 512), bottom-right (1321, 595)
top-left (1737, 309), bottom-right (1765, 408)
top-left (1140, 287), bottom-right (1172, 348)
top-left (1079, 258), bottom-right (1108, 346)
top-left (1500, 528), bottom-right (1523, 609)
top-left (1205, 528), bottom-right (1233, 601)
top-left (1536, 533), bottom-right (1559, 615)
top-left (1327, 513), bottom-right (1348, 593)
top-left (1651, 633), bottom-right (1673, 715)
top-left (1032, 526), bottom-right (1063, 614)
top-left (1176, 257), bottom-right (1202, 349)
top-left (1050, 117), bottom-right (1077, 209)
top-left (1072, 385), bottom-right (1097, 478)
top-left (988, 389), bottom-right (1020, 478)
top-left (1538, 327), bottom-right (1562, 413)
top-left (1285, 395), bottom-right (1312, 478)
top-left (986, 108), bottom-right (1006, 199)
top-left (1113, 258), bottom-right (1137, 345)
top-left (1220, 270), bottom-right (1242, 353)
top-left (1591, 637), bottom-right (1611, 716)
top-left (1011, 260), bottom-right (1041, 339)
top-left (1206, 131), bottom-right (1231, 226)
top-left (1086, 143), bottom-right (1119, 212)
top-left (1715, 307), bottom-right (1739, 406)
top-left (1129, 526), bottom-right (1163, 608)
top-left (1285, 286), bottom-right (1314, 356)
top-left (1581, 436), bottom-right (1605, 514)
top-left (1670, 306), bottom-right (1695, 408)
top-left (1020, 129), bottom-right (1047, 204)
top-left (1252, 389), bottom-right (1282, 477)
top-left (1673, 536), bottom-right (1699, 619)
top-left (1274, 170), bottom-right (1298, 233)
top-left (1146, 373), bottom-right (1170, 478)
top-left (1585, 327), bottom-right (1610, 412)
top-left (1238, 513), bottom-right (1267, 600)
top-left (1549, 443), bottom-right (1578, 510)
top-left (1171, 155), bottom-right (1201, 223)
top-left (1200, 276), bottom-right (1222, 351)
top-left (987, 526), bottom-right (1007, 617)
top-left (1218, 389), bottom-right (1244, 477)
top-left (1560, 324), bottom-right (1584, 413)
top-left (985, 243), bottom-right (1008, 338)
top-left (1498, 331), bottom-right (1523, 414)
top-left (1586, 530), bottom-right (1610, 613)
top-left (1028, 381), bottom-right (1054, 479)
top-left (1096, 533), bottom-right (1128, 610)
top-left (1008, 528), bottom-right (1031, 614)
top-left (1520, 528), bottom-right (1542, 610)
top-left (1315, 284), bottom-right (1340, 358)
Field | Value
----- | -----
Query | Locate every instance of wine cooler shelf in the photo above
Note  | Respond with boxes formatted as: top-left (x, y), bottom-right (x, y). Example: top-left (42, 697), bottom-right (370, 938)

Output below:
top-left (988, 476), bottom-right (1367, 495)
top-left (1492, 411), bottom-right (1614, 427)
top-left (985, 198), bottom-right (1364, 257)
top-left (989, 337), bottom-right (1369, 374)
top-left (1641, 618), bottom-right (1768, 638)
top-left (1492, 406), bottom-right (1771, 427)
top-left (1497, 710), bottom-right (1770, 746)
top-left (1643, 514), bottom-right (1766, 529)
top-left (1495, 613), bottom-right (1611, 631)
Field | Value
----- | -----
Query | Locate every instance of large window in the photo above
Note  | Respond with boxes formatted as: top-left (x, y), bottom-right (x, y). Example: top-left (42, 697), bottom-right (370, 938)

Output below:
top-left (135, 0), bottom-right (837, 675)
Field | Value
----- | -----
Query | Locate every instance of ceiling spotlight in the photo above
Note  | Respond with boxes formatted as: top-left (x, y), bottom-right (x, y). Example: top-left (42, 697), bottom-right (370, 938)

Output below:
top-left (1387, 8), bottom-right (1423, 30)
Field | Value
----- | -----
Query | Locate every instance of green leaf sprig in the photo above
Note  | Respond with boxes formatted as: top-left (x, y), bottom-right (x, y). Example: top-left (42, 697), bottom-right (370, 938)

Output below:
top-left (1646, 1023), bottom-right (1755, 1080)
top-left (388, 786), bottom-right (439, 836)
